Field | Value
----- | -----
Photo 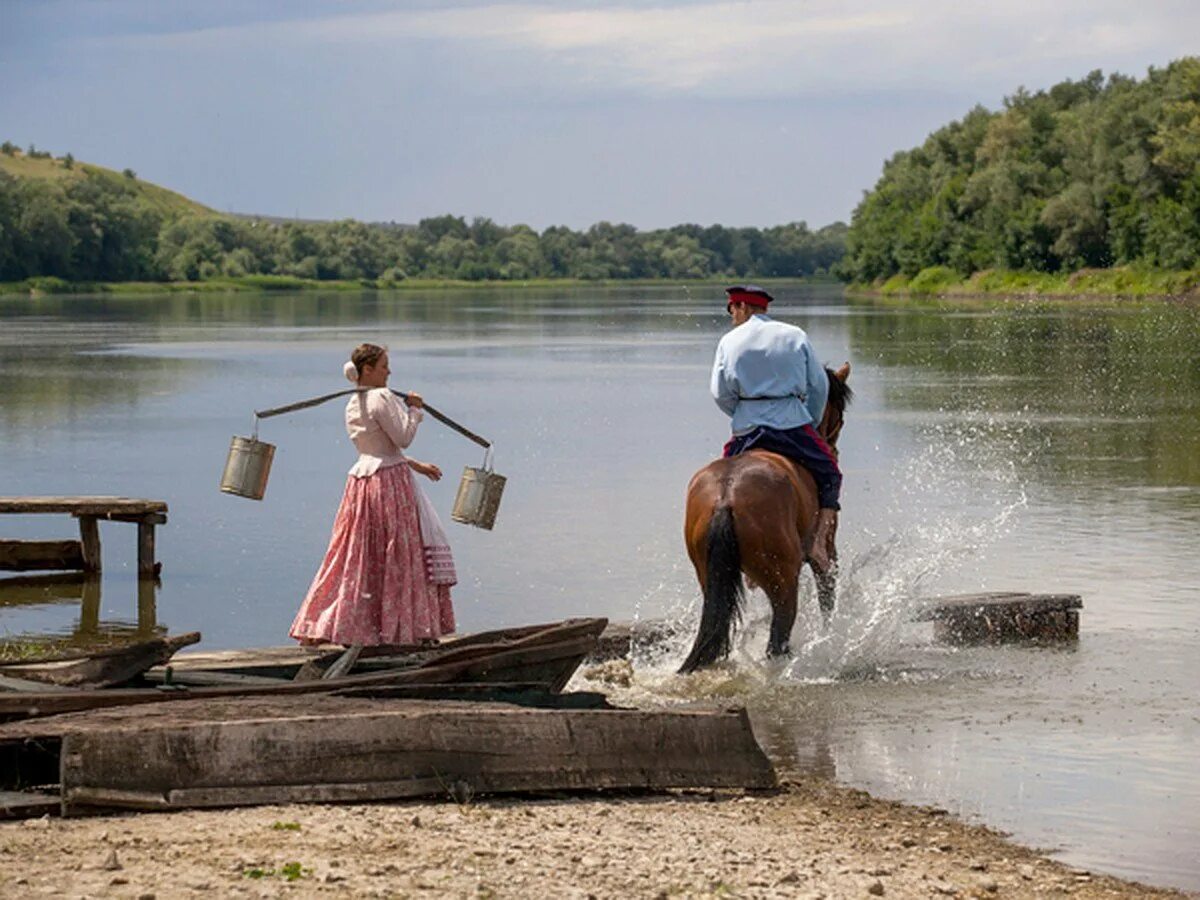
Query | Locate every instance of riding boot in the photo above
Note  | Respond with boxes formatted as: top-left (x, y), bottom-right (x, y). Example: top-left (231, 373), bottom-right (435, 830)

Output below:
top-left (810, 507), bottom-right (838, 571)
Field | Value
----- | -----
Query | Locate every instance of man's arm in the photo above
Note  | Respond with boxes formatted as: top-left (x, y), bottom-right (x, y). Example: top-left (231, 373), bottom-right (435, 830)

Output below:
top-left (710, 342), bottom-right (738, 418)
top-left (802, 339), bottom-right (828, 425)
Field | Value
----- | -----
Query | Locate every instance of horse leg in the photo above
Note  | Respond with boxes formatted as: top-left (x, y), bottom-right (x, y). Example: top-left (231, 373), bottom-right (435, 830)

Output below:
top-left (808, 514), bottom-right (838, 619)
top-left (812, 554), bottom-right (836, 620)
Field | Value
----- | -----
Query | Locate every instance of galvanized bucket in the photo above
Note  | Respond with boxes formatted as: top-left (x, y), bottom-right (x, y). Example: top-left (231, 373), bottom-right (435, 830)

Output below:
top-left (451, 449), bottom-right (506, 530)
top-left (220, 435), bottom-right (276, 501)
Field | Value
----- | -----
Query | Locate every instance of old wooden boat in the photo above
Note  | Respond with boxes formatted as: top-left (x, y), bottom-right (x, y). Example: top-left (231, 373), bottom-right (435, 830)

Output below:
top-left (0, 632), bottom-right (199, 690)
top-left (0, 617), bottom-right (608, 722)
top-left (0, 692), bottom-right (775, 817)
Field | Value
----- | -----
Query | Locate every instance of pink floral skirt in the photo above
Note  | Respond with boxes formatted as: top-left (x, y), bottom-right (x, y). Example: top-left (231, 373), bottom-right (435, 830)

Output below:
top-left (290, 463), bottom-right (455, 646)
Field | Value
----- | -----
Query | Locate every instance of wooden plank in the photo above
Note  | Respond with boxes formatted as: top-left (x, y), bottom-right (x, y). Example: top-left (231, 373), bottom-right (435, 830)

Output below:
top-left (0, 497), bottom-right (168, 516)
top-left (143, 669), bottom-right (288, 687)
top-left (323, 644), bottom-right (362, 680)
top-left (78, 517), bottom-right (101, 572)
top-left (0, 632), bottom-right (201, 688)
top-left (108, 513), bottom-right (168, 525)
top-left (0, 540), bottom-right (85, 572)
top-left (59, 702), bottom-right (775, 814)
top-left (0, 790), bottom-right (60, 820)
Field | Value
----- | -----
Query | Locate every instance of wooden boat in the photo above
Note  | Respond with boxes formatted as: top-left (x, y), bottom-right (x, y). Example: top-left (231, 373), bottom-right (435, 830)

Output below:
top-left (0, 692), bottom-right (775, 818)
top-left (0, 632), bottom-right (199, 690)
top-left (0, 618), bottom-right (608, 722)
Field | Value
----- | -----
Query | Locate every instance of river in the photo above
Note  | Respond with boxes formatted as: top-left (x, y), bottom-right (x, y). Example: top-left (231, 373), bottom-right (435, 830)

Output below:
top-left (0, 284), bottom-right (1196, 891)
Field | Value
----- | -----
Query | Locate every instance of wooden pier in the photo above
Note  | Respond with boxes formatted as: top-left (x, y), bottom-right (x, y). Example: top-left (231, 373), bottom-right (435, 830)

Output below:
top-left (0, 497), bottom-right (167, 576)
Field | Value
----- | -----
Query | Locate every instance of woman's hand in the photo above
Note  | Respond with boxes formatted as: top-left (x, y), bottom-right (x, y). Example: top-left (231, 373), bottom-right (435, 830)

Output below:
top-left (410, 460), bottom-right (442, 482)
top-left (405, 391), bottom-right (425, 409)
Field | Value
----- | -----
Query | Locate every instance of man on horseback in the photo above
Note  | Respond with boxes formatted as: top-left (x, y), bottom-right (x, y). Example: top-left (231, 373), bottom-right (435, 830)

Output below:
top-left (710, 284), bottom-right (842, 571)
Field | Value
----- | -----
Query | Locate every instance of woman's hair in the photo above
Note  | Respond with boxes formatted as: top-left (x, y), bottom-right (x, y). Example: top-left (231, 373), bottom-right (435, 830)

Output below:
top-left (349, 343), bottom-right (387, 378)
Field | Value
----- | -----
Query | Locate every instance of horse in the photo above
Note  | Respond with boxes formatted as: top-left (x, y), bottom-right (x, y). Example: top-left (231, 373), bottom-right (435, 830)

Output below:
top-left (678, 363), bottom-right (852, 673)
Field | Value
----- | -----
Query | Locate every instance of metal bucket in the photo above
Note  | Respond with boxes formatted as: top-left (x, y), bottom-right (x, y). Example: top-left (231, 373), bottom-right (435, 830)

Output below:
top-left (451, 450), bottom-right (506, 530)
top-left (220, 435), bottom-right (276, 501)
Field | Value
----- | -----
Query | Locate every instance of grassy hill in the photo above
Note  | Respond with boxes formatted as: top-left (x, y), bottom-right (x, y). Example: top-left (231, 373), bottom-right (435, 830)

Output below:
top-left (0, 149), bottom-right (212, 219)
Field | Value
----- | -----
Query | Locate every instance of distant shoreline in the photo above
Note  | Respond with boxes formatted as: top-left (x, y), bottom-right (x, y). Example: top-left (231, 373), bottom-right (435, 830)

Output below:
top-left (0, 275), bottom-right (838, 297)
top-left (848, 266), bottom-right (1200, 303)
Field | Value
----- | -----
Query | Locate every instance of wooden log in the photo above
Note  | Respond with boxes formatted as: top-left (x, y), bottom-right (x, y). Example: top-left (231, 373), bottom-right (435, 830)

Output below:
top-left (78, 516), bottom-right (101, 572)
top-left (58, 701), bottom-right (775, 814)
top-left (0, 540), bottom-right (85, 572)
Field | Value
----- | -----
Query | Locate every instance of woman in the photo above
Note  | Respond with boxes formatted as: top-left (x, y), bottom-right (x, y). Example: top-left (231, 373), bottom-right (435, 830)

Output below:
top-left (290, 343), bottom-right (456, 647)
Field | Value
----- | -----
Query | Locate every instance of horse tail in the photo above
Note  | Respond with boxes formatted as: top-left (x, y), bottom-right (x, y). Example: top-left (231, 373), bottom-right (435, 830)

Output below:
top-left (679, 504), bottom-right (744, 674)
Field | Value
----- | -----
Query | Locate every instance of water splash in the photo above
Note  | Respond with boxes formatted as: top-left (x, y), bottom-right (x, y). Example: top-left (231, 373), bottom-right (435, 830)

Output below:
top-left (577, 415), bottom-right (1033, 704)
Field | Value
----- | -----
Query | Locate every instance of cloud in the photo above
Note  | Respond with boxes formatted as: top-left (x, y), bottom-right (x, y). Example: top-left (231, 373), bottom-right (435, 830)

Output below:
top-left (92, 0), bottom-right (1199, 100)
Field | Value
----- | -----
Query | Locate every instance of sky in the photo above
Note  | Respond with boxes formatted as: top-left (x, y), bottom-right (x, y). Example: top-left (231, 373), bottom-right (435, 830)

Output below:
top-left (1, 1), bottom-right (1197, 230)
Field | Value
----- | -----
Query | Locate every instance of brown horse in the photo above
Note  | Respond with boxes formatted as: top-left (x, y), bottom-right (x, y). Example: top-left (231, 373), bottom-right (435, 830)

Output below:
top-left (679, 363), bottom-right (852, 673)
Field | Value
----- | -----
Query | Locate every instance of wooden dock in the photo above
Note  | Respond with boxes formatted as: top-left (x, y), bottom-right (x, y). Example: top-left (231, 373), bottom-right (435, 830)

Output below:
top-left (0, 496), bottom-right (168, 576)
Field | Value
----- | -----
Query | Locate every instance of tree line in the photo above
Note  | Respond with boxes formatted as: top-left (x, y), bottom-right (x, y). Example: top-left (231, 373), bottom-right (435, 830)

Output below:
top-left (841, 57), bottom-right (1200, 282)
top-left (0, 150), bottom-right (846, 284)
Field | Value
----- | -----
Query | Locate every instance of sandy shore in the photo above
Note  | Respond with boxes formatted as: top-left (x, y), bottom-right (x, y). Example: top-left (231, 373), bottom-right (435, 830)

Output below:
top-left (0, 776), bottom-right (1185, 899)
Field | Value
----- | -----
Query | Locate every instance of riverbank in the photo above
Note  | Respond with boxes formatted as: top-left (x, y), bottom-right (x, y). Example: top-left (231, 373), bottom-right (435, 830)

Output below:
top-left (850, 266), bottom-right (1200, 302)
top-left (0, 776), bottom-right (1184, 898)
top-left (0, 274), bottom-right (841, 298)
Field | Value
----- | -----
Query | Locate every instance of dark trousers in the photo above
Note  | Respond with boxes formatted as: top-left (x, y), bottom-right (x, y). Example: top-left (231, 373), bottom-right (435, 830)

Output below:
top-left (723, 424), bottom-right (842, 510)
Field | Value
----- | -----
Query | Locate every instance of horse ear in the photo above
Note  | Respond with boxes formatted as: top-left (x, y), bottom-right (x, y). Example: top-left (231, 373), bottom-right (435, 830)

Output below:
top-left (834, 361), bottom-right (851, 382)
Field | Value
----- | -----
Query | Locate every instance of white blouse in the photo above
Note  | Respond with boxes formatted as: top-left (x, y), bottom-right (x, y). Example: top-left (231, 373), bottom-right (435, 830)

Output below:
top-left (345, 388), bottom-right (424, 477)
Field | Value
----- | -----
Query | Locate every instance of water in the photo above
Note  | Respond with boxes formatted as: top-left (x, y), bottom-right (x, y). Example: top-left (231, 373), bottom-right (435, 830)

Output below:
top-left (1, 285), bottom-right (1197, 890)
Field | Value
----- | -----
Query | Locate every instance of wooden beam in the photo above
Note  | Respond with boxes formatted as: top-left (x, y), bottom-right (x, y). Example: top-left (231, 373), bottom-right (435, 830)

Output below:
top-left (108, 513), bottom-right (168, 525)
top-left (0, 540), bottom-right (85, 572)
top-left (59, 701), bottom-right (775, 814)
top-left (136, 521), bottom-right (157, 576)
top-left (0, 497), bottom-right (167, 516)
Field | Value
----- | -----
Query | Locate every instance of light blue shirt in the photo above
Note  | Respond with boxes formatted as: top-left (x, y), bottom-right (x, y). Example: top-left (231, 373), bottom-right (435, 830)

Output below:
top-left (710, 313), bottom-right (828, 436)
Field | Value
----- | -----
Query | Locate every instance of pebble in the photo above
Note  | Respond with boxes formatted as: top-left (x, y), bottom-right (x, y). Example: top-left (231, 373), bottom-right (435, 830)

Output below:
top-left (867, 879), bottom-right (885, 895)
top-left (102, 849), bottom-right (122, 871)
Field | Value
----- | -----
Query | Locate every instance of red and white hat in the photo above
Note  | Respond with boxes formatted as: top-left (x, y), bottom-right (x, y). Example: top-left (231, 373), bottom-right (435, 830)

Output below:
top-left (725, 284), bottom-right (774, 313)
